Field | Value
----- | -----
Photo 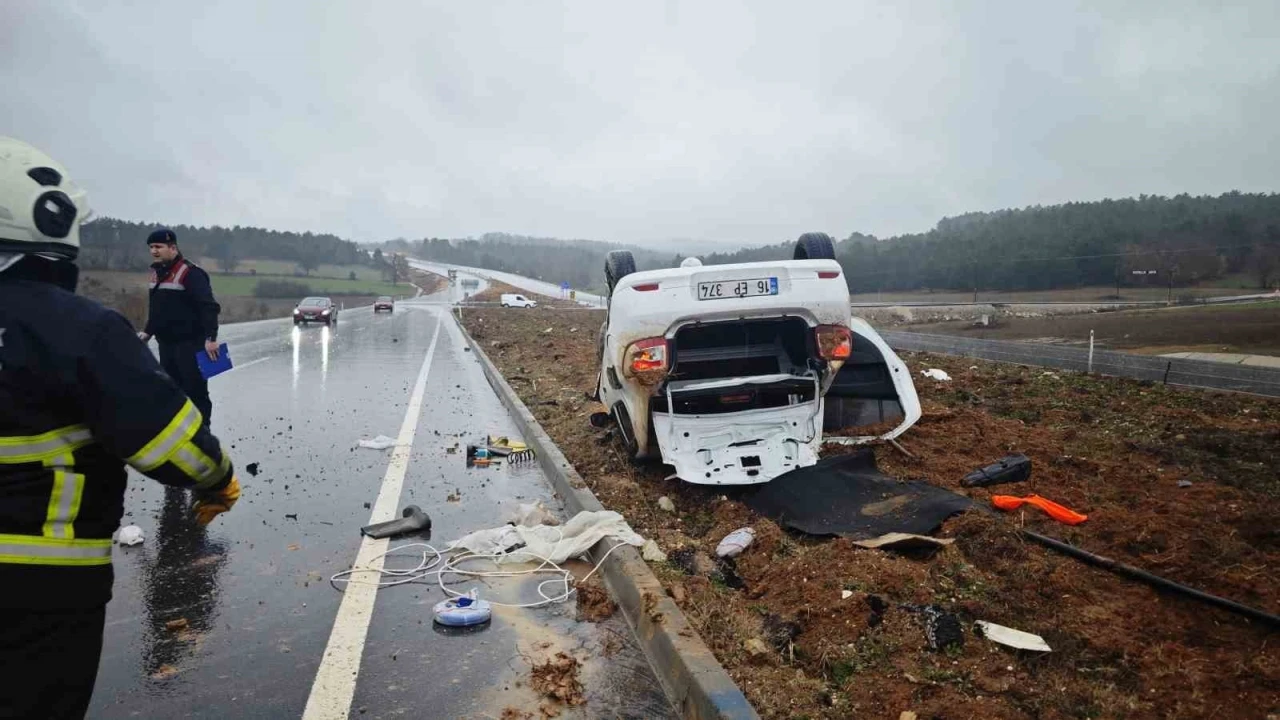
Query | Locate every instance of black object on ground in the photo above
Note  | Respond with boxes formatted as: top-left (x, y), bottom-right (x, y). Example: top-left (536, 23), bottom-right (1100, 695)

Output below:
top-left (900, 603), bottom-right (964, 651)
top-left (744, 449), bottom-right (971, 539)
top-left (961, 454), bottom-right (1032, 488)
top-left (361, 505), bottom-right (433, 539)
top-left (245, 462), bottom-right (261, 476)
top-left (1021, 529), bottom-right (1280, 629)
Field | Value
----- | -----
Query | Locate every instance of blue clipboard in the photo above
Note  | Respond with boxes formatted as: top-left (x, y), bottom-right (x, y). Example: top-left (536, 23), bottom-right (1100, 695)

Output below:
top-left (195, 343), bottom-right (233, 379)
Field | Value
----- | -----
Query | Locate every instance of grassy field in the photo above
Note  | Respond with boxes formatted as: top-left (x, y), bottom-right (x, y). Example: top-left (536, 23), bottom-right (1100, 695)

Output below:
top-left (78, 268), bottom-right (405, 324)
top-left (196, 258), bottom-right (386, 282)
top-left (209, 274), bottom-right (409, 298)
top-left (911, 300), bottom-right (1280, 355)
top-left (849, 284), bottom-right (1262, 304)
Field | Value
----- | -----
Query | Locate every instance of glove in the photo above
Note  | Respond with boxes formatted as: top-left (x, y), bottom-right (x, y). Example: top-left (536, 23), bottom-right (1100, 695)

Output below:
top-left (192, 476), bottom-right (241, 526)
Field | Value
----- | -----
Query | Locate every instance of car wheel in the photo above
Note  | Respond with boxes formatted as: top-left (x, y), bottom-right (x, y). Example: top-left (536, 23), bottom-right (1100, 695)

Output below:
top-left (605, 250), bottom-right (636, 295)
top-left (611, 403), bottom-right (641, 461)
top-left (794, 232), bottom-right (836, 260)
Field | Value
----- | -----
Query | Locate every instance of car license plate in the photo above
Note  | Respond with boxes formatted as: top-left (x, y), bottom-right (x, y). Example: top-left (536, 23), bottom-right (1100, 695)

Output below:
top-left (697, 277), bottom-right (778, 300)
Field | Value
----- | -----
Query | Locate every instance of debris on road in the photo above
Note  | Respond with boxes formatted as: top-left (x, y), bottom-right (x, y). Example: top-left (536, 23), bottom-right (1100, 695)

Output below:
top-left (164, 618), bottom-right (189, 632)
top-left (575, 577), bottom-right (616, 622)
top-left (245, 462), bottom-right (261, 476)
top-left (960, 454), bottom-right (1032, 488)
top-left (974, 620), bottom-right (1052, 652)
top-left (1178, 479), bottom-right (1194, 488)
top-left (657, 496), bottom-right (675, 513)
top-left (715, 527), bottom-right (755, 558)
top-left (449, 510), bottom-right (643, 565)
top-left (992, 494), bottom-right (1088, 525)
top-left (506, 500), bottom-right (559, 527)
top-left (529, 652), bottom-right (586, 708)
top-left (920, 368), bottom-right (952, 381)
top-left (361, 505), bottom-right (432, 539)
top-left (432, 588), bottom-right (492, 627)
top-left (358, 435), bottom-right (399, 450)
top-left (115, 525), bottom-right (145, 546)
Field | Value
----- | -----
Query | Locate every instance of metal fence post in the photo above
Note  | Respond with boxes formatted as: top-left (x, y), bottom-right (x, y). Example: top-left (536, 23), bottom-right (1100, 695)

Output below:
top-left (1088, 330), bottom-right (1094, 374)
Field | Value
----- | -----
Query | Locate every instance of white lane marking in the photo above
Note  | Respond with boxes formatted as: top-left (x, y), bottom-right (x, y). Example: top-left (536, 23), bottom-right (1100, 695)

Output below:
top-left (227, 356), bottom-right (271, 372)
top-left (301, 312), bottom-right (443, 720)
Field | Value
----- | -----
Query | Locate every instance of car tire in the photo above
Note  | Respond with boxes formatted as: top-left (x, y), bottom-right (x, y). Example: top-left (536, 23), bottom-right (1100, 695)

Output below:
top-left (605, 250), bottom-right (636, 294)
top-left (501, 303), bottom-right (509, 308)
top-left (794, 232), bottom-right (836, 260)
top-left (611, 403), bottom-right (641, 460)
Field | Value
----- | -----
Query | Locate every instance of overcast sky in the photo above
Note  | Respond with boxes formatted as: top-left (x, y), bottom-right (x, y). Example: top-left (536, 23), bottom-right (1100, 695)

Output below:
top-left (4, 1), bottom-right (1278, 247)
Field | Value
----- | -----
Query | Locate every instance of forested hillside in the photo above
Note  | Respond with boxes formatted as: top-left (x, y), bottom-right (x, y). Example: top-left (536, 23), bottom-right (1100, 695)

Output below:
top-left (79, 218), bottom-right (367, 272)
top-left (703, 192), bottom-right (1280, 293)
top-left (417, 233), bottom-right (671, 291)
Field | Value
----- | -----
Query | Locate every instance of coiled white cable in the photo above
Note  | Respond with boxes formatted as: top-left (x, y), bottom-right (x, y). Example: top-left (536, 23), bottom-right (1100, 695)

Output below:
top-left (329, 526), bottom-right (632, 608)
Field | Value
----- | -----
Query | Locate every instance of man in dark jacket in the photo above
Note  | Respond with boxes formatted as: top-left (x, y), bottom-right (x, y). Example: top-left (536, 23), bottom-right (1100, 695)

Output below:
top-left (136, 228), bottom-right (221, 423)
top-left (0, 137), bottom-right (241, 718)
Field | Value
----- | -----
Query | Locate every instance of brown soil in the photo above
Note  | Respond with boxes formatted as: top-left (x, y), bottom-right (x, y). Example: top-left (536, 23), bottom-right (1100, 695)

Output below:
top-left (470, 279), bottom-right (578, 307)
top-left (408, 268), bottom-right (447, 295)
top-left (529, 651), bottom-right (587, 709)
top-left (912, 301), bottom-right (1280, 355)
top-left (575, 577), bottom-right (617, 623)
top-left (461, 307), bottom-right (1280, 720)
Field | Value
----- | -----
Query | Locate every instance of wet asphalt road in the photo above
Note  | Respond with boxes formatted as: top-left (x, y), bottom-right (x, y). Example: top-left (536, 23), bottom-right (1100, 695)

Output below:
top-left (88, 293), bottom-right (671, 719)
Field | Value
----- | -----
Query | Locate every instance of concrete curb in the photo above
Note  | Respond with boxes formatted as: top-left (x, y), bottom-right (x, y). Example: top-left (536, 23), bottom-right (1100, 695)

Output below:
top-left (453, 310), bottom-right (759, 720)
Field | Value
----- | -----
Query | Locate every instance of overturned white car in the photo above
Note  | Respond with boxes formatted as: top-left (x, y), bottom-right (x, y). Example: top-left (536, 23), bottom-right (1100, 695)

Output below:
top-left (596, 233), bottom-right (920, 485)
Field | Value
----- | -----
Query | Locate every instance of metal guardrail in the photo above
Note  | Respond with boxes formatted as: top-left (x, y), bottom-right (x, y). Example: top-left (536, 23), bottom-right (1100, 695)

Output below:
top-left (881, 331), bottom-right (1280, 398)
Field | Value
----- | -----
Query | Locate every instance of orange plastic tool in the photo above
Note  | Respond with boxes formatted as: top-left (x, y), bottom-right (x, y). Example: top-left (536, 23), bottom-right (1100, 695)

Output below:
top-left (991, 494), bottom-right (1088, 525)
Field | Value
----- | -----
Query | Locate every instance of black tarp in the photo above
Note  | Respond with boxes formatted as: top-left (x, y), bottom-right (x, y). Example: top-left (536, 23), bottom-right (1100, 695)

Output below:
top-left (744, 449), bottom-right (971, 539)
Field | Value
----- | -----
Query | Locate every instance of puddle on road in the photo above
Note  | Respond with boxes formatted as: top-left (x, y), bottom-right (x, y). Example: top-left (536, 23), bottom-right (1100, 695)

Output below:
top-left (431, 565), bottom-right (673, 719)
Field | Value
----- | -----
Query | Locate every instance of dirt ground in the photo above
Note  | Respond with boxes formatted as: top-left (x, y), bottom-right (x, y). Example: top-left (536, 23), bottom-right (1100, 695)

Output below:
top-left (460, 307), bottom-right (1279, 720)
top-left (468, 279), bottom-right (580, 307)
top-left (408, 268), bottom-right (447, 296)
top-left (910, 301), bottom-right (1280, 356)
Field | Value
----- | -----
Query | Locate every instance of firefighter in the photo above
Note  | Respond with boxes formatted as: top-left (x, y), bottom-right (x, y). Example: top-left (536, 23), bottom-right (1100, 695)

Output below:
top-left (136, 227), bottom-right (221, 423)
top-left (0, 136), bottom-right (241, 719)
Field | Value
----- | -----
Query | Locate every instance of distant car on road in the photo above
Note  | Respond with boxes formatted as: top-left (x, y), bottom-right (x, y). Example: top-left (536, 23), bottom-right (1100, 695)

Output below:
top-left (501, 293), bottom-right (538, 308)
top-left (294, 296), bottom-right (338, 326)
top-left (374, 296), bottom-right (394, 313)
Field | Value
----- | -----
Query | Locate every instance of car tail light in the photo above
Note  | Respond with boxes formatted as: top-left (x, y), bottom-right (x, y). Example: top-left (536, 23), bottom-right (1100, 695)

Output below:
top-left (815, 324), bottom-right (852, 361)
top-left (623, 337), bottom-right (668, 381)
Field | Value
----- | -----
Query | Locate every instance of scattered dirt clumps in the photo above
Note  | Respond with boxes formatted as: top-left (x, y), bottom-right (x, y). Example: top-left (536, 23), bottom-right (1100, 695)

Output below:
top-left (575, 577), bottom-right (616, 623)
top-left (528, 652), bottom-right (586, 709)
top-left (461, 307), bottom-right (1280, 720)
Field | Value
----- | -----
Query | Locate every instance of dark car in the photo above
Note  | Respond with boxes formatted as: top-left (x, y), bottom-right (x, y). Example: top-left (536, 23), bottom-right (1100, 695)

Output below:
top-left (374, 296), bottom-right (394, 313)
top-left (294, 296), bottom-right (338, 326)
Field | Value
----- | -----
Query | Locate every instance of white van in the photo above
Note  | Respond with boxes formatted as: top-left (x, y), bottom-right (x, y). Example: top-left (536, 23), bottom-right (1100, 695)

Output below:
top-left (500, 293), bottom-right (537, 308)
top-left (596, 233), bottom-right (920, 486)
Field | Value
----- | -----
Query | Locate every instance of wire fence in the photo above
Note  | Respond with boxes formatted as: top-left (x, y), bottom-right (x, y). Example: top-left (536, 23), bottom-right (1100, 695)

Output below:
top-left (881, 331), bottom-right (1280, 398)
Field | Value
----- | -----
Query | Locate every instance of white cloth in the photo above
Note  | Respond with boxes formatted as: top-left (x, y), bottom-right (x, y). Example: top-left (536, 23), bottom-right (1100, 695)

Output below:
top-left (449, 510), bottom-right (644, 565)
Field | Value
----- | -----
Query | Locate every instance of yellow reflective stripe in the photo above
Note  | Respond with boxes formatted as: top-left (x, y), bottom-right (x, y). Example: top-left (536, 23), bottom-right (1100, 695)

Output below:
top-left (43, 471), bottom-right (66, 538)
top-left (0, 425), bottom-right (93, 464)
top-left (42, 453), bottom-right (83, 539)
top-left (0, 534), bottom-right (111, 566)
top-left (126, 401), bottom-right (201, 471)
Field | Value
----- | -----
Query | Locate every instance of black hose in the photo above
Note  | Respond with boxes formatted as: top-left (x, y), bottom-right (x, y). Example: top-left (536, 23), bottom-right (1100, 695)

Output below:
top-left (1020, 529), bottom-right (1280, 629)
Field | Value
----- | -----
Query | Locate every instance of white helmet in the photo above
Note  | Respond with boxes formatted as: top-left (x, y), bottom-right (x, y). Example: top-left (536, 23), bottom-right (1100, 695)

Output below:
top-left (0, 137), bottom-right (91, 261)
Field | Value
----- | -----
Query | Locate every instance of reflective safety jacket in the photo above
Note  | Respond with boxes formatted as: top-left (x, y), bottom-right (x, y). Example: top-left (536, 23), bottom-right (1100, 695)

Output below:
top-left (145, 253), bottom-right (220, 343)
top-left (0, 256), bottom-right (234, 609)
